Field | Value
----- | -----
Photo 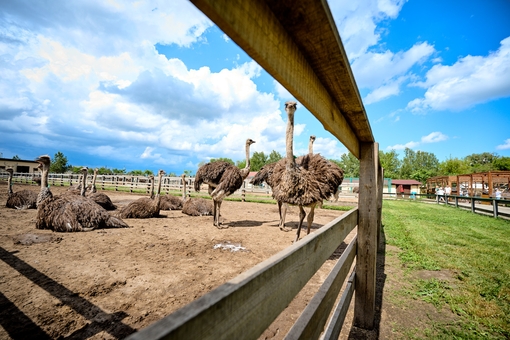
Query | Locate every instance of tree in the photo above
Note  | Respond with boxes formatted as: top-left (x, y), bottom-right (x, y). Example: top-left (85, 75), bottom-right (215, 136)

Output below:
top-left (143, 170), bottom-right (154, 176)
top-left (331, 152), bottom-right (359, 178)
top-left (129, 170), bottom-right (143, 176)
top-left (493, 156), bottom-right (510, 170)
top-left (112, 168), bottom-right (126, 174)
top-left (12, 155), bottom-right (21, 160)
top-left (464, 152), bottom-right (497, 173)
top-left (438, 157), bottom-right (470, 175)
top-left (210, 157), bottom-right (234, 165)
top-left (267, 150), bottom-right (283, 164)
top-left (379, 150), bottom-right (401, 179)
top-left (50, 151), bottom-right (71, 173)
top-left (400, 148), bottom-right (438, 180)
top-left (183, 170), bottom-right (193, 177)
top-left (249, 151), bottom-right (268, 171)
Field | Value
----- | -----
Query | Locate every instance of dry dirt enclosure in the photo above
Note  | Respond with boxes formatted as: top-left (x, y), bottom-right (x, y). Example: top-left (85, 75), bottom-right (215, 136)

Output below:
top-left (0, 184), bottom-right (360, 339)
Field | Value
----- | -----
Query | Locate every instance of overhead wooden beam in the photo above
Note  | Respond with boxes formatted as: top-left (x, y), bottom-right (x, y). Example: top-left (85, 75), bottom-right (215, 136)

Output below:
top-left (190, 0), bottom-right (368, 158)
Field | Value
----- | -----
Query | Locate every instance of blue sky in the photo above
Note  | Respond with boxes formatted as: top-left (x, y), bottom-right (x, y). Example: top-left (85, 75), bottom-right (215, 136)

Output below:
top-left (1, 0), bottom-right (509, 174)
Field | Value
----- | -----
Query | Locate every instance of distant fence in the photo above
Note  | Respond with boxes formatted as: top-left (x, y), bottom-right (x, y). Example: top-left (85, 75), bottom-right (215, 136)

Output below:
top-left (0, 171), bottom-right (359, 200)
top-left (384, 192), bottom-right (510, 220)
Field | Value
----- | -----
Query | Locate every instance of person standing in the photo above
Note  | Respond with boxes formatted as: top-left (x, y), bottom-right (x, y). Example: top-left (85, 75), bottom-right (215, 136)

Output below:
top-left (445, 185), bottom-right (451, 202)
top-left (437, 187), bottom-right (445, 202)
top-left (495, 188), bottom-right (502, 200)
top-left (398, 184), bottom-right (405, 198)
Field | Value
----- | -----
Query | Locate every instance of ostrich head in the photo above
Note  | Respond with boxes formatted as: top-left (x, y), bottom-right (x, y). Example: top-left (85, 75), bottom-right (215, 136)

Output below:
top-left (6, 168), bottom-right (13, 175)
top-left (310, 135), bottom-right (316, 143)
top-left (36, 155), bottom-right (51, 168)
top-left (246, 138), bottom-right (256, 146)
top-left (285, 101), bottom-right (297, 114)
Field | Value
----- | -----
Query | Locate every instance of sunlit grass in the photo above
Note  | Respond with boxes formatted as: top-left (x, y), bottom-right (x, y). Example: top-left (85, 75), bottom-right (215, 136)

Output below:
top-left (383, 200), bottom-right (510, 339)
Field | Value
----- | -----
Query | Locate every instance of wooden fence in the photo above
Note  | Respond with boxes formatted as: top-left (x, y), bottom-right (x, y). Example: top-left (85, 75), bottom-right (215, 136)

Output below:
top-left (385, 192), bottom-right (510, 220)
top-left (127, 210), bottom-right (359, 340)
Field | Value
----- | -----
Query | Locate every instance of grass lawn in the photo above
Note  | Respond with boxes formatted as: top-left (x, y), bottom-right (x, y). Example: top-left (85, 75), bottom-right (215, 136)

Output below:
top-left (382, 200), bottom-right (510, 339)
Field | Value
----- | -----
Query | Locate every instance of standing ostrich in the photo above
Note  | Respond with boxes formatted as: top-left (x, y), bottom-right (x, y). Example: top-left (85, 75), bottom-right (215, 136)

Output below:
top-left (87, 168), bottom-right (117, 210)
top-left (194, 138), bottom-right (256, 228)
top-left (305, 135), bottom-right (344, 205)
top-left (118, 170), bottom-right (165, 219)
top-left (5, 168), bottom-right (38, 209)
top-left (182, 174), bottom-right (213, 216)
top-left (270, 101), bottom-right (336, 242)
top-left (35, 155), bottom-right (129, 232)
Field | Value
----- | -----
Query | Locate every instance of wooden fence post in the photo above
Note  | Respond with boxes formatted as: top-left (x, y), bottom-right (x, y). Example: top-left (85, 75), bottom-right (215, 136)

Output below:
top-left (354, 142), bottom-right (378, 330)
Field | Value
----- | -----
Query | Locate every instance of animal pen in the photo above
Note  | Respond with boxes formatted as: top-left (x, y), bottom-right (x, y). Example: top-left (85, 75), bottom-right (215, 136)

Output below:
top-left (127, 1), bottom-right (384, 339)
top-left (427, 171), bottom-right (510, 198)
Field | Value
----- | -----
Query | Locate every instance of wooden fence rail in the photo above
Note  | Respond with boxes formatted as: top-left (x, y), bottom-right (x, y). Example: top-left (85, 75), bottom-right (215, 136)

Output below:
top-left (126, 209), bottom-right (358, 340)
top-left (384, 192), bottom-right (510, 219)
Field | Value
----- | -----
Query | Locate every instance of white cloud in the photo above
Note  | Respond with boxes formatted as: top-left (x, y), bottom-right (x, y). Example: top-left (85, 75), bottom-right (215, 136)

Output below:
top-left (496, 139), bottom-right (510, 150)
top-left (407, 36), bottom-right (510, 112)
top-left (328, 0), bottom-right (407, 60)
top-left (386, 131), bottom-right (448, 150)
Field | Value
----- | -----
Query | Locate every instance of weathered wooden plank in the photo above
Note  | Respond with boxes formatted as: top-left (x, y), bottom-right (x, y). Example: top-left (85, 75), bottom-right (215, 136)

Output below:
top-left (354, 142), bottom-right (378, 329)
top-left (189, 0), bottom-right (361, 158)
top-left (284, 236), bottom-right (357, 340)
top-left (321, 270), bottom-right (356, 340)
top-left (126, 209), bottom-right (358, 340)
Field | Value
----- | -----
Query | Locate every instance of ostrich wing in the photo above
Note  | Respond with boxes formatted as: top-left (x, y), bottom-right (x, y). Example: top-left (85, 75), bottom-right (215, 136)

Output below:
top-left (194, 161), bottom-right (233, 191)
top-left (6, 190), bottom-right (38, 209)
top-left (36, 195), bottom-right (128, 232)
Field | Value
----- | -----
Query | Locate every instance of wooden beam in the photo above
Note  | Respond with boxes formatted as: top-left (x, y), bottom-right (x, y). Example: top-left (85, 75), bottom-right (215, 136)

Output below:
top-left (354, 142), bottom-right (378, 329)
top-left (126, 210), bottom-right (358, 340)
top-left (189, 0), bottom-right (362, 158)
top-left (284, 236), bottom-right (357, 340)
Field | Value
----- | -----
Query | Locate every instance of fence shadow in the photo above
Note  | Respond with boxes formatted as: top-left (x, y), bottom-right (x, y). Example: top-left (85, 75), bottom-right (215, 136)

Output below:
top-left (0, 247), bottom-right (136, 339)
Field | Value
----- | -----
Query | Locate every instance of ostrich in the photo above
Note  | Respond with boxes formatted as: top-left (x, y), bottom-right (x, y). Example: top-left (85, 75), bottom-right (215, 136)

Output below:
top-left (118, 170), bottom-right (165, 219)
top-left (35, 155), bottom-right (129, 232)
top-left (270, 101), bottom-right (336, 242)
top-left (87, 168), bottom-right (117, 210)
top-left (160, 175), bottom-right (184, 210)
top-left (194, 138), bottom-right (256, 228)
top-left (182, 174), bottom-right (213, 216)
top-left (5, 168), bottom-right (38, 209)
top-left (304, 135), bottom-right (344, 205)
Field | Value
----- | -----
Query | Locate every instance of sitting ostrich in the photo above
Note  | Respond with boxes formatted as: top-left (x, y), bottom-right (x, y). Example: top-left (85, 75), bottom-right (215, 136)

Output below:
top-left (5, 168), bottom-right (38, 209)
top-left (35, 155), bottom-right (129, 232)
top-left (270, 101), bottom-right (336, 242)
top-left (87, 168), bottom-right (117, 210)
top-left (159, 175), bottom-right (183, 210)
top-left (182, 174), bottom-right (213, 216)
top-left (194, 138), bottom-right (256, 228)
top-left (118, 170), bottom-right (165, 219)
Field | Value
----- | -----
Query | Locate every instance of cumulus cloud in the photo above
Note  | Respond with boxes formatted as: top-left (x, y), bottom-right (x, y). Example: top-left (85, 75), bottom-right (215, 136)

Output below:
top-left (407, 36), bottom-right (510, 112)
top-left (387, 131), bottom-right (448, 150)
top-left (496, 139), bottom-right (510, 150)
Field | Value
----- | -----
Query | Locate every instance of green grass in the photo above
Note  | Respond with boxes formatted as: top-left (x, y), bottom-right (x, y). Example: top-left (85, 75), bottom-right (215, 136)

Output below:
top-left (382, 200), bottom-right (510, 339)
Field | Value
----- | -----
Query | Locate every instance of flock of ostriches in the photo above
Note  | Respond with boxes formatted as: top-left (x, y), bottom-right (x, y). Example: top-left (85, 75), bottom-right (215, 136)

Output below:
top-left (5, 102), bottom-right (344, 242)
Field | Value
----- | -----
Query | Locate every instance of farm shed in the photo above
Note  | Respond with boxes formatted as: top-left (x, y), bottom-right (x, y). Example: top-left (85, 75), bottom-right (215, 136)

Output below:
top-left (0, 157), bottom-right (39, 173)
top-left (390, 179), bottom-right (422, 197)
top-left (128, 0), bottom-right (383, 339)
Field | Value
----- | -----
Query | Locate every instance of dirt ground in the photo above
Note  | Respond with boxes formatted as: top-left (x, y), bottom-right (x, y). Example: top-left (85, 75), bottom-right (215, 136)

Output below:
top-left (0, 183), bottom-right (457, 339)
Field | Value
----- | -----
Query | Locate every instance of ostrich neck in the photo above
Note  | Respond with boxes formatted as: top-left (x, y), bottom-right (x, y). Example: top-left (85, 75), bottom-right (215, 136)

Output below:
top-left (156, 174), bottom-right (163, 197)
top-left (149, 178), bottom-right (155, 199)
top-left (240, 143), bottom-right (252, 179)
top-left (286, 111), bottom-right (295, 169)
top-left (7, 172), bottom-right (13, 195)
top-left (41, 166), bottom-right (49, 190)
top-left (309, 140), bottom-right (314, 155)
top-left (81, 172), bottom-right (87, 196)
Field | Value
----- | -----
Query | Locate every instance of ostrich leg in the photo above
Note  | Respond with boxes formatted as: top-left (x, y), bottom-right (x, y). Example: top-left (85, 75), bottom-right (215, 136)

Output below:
top-left (294, 206), bottom-right (307, 242)
top-left (278, 202), bottom-right (291, 232)
top-left (306, 203), bottom-right (316, 235)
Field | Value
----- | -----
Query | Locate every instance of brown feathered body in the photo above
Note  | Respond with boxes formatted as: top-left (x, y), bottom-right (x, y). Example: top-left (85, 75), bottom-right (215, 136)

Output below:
top-left (182, 174), bottom-right (212, 216)
top-left (194, 139), bottom-right (255, 227)
top-left (118, 171), bottom-right (164, 219)
top-left (5, 168), bottom-right (38, 209)
top-left (182, 197), bottom-right (213, 216)
top-left (87, 168), bottom-right (116, 210)
top-left (35, 158), bottom-right (128, 232)
top-left (36, 195), bottom-right (128, 232)
top-left (160, 195), bottom-right (183, 210)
